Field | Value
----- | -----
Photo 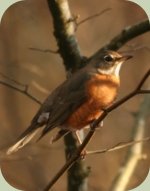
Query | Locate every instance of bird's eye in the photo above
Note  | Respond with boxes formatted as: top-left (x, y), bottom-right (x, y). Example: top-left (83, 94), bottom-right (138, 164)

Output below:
top-left (104, 55), bottom-right (114, 62)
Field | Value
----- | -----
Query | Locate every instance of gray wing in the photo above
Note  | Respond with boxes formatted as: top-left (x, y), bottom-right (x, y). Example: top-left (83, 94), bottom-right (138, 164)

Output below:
top-left (6, 68), bottom-right (92, 154)
top-left (31, 68), bottom-right (91, 132)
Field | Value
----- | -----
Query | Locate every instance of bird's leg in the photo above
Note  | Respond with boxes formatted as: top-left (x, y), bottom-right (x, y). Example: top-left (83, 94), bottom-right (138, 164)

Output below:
top-left (90, 119), bottom-right (104, 130)
top-left (93, 108), bottom-right (106, 129)
top-left (94, 120), bottom-right (104, 129)
top-left (75, 130), bottom-right (84, 145)
top-left (75, 130), bottom-right (87, 159)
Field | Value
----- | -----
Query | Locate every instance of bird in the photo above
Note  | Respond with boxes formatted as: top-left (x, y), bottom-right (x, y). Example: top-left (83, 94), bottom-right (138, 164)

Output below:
top-left (7, 50), bottom-right (132, 155)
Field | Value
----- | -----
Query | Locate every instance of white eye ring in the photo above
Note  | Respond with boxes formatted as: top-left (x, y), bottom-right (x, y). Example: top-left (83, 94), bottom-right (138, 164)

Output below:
top-left (104, 55), bottom-right (114, 62)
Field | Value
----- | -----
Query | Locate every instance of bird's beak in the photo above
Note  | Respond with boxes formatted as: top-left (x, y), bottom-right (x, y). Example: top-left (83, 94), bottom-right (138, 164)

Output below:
top-left (118, 55), bottom-right (133, 62)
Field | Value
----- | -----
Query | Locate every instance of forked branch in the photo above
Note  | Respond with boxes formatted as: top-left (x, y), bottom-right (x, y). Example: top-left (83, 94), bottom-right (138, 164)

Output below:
top-left (43, 69), bottom-right (150, 191)
top-left (0, 80), bottom-right (41, 105)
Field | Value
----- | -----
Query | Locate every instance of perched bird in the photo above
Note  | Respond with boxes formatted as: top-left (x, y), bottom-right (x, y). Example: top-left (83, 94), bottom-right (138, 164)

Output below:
top-left (7, 50), bottom-right (132, 155)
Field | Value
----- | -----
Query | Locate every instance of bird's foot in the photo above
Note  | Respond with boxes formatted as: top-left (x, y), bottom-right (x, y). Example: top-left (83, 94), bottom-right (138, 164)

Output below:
top-left (80, 149), bottom-right (87, 160)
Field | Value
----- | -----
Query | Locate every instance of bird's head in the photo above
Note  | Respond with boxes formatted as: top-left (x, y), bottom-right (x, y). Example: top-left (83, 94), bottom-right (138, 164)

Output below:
top-left (96, 50), bottom-right (132, 77)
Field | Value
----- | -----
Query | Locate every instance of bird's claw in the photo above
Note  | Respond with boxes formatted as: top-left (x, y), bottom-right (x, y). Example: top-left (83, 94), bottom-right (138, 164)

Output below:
top-left (80, 150), bottom-right (87, 160)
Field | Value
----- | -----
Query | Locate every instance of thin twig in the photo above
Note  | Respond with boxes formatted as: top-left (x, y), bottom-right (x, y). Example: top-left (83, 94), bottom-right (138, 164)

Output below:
top-left (0, 81), bottom-right (42, 105)
top-left (77, 8), bottom-right (111, 26)
top-left (43, 69), bottom-right (150, 191)
top-left (47, 9), bottom-right (150, 189)
top-left (43, 18), bottom-right (150, 191)
top-left (104, 69), bottom-right (150, 114)
top-left (86, 137), bottom-right (150, 155)
top-left (109, 93), bottom-right (150, 191)
top-left (29, 47), bottom-right (59, 54)
top-left (136, 69), bottom-right (150, 90)
top-left (1, 136), bottom-right (149, 164)
top-left (0, 72), bottom-right (26, 87)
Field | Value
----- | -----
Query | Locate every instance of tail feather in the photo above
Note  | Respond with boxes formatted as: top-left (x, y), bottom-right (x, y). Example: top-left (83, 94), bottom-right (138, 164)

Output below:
top-left (7, 128), bottom-right (40, 155)
top-left (50, 129), bottom-right (69, 144)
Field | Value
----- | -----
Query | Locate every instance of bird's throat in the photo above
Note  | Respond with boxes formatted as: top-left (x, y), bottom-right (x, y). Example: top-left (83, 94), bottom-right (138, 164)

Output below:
top-left (97, 63), bottom-right (122, 77)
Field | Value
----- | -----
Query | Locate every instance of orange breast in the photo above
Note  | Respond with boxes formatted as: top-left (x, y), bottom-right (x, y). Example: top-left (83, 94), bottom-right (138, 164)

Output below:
top-left (65, 74), bottom-right (120, 130)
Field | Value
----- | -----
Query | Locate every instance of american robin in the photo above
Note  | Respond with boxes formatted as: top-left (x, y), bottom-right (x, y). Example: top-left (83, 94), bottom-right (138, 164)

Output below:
top-left (7, 50), bottom-right (132, 155)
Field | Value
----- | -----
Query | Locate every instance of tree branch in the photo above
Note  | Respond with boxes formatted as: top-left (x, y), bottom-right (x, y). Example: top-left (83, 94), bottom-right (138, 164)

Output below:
top-left (86, 137), bottom-right (150, 155)
top-left (0, 81), bottom-right (42, 105)
top-left (89, 19), bottom-right (150, 62)
top-left (109, 93), bottom-right (150, 191)
top-left (1, 12), bottom-right (149, 190)
top-left (43, 69), bottom-right (150, 191)
top-left (28, 47), bottom-right (59, 54)
top-left (43, 10), bottom-right (150, 190)
top-left (47, 0), bottom-right (83, 71)
top-left (47, 1), bottom-right (89, 191)
top-left (77, 8), bottom-right (111, 27)
top-left (0, 0), bottom-right (149, 189)
top-left (0, 72), bottom-right (26, 87)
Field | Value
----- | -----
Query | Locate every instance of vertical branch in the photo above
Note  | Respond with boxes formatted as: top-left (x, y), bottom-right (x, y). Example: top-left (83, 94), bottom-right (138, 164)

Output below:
top-left (109, 94), bottom-right (150, 191)
top-left (47, 0), bottom-right (89, 191)
top-left (64, 135), bottom-right (89, 191)
top-left (47, 0), bottom-right (83, 71)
